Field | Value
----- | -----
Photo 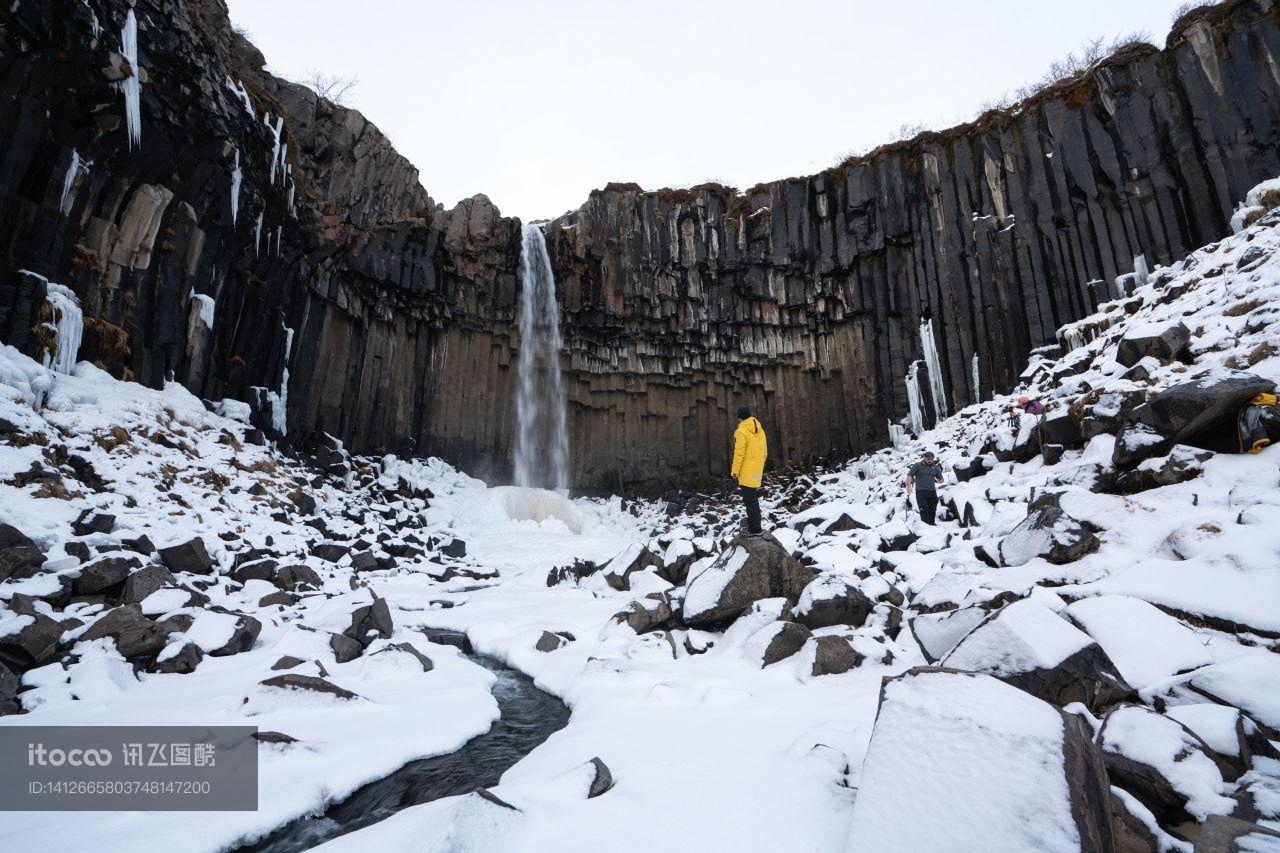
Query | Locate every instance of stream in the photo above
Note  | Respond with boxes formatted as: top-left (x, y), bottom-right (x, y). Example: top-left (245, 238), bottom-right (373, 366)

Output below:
top-left (235, 629), bottom-right (571, 852)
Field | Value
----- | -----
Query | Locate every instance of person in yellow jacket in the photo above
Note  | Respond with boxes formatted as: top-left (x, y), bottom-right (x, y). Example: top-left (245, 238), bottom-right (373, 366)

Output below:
top-left (730, 405), bottom-right (768, 536)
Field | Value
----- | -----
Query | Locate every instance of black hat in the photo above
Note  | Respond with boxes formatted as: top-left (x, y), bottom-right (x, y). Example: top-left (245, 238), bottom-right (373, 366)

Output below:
top-left (923, 450), bottom-right (935, 459)
top-left (736, 405), bottom-right (751, 419)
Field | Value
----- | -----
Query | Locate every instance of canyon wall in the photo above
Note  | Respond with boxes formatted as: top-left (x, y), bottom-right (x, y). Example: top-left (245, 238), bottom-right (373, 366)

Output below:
top-left (2, 0), bottom-right (1280, 491)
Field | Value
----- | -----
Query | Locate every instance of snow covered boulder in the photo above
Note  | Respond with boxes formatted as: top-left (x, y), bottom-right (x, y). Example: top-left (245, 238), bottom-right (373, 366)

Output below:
top-left (157, 537), bottom-right (214, 575)
top-left (0, 522), bottom-right (44, 582)
top-left (259, 674), bottom-right (358, 700)
top-left (942, 599), bottom-right (1135, 711)
top-left (1099, 705), bottom-right (1236, 827)
top-left (909, 605), bottom-right (991, 663)
top-left (1063, 596), bottom-right (1211, 691)
top-left (1166, 704), bottom-right (1280, 784)
top-left (1116, 321), bottom-right (1191, 368)
top-left (1114, 445), bottom-right (1212, 494)
top-left (750, 620), bottom-right (812, 667)
top-left (809, 634), bottom-right (861, 676)
top-left (613, 593), bottom-right (677, 634)
top-left (120, 565), bottom-right (177, 604)
top-left (79, 605), bottom-right (168, 660)
top-left (602, 543), bottom-right (661, 591)
top-left (534, 630), bottom-right (572, 652)
top-left (847, 668), bottom-right (1113, 852)
top-left (0, 611), bottom-right (64, 670)
top-left (681, 536), bottom-right (812, 629)
top-left (997, 492), bottom-right (1100, 567)
top-left (792, 574), bottom-right (873, 630)
top-left (345, 598), bottom-right (393, 647)
top-left (1194, 815), bottom-right (1280, 852)
top-left (71, 554), bottom-right (141, 596)
top-left (1186, 655), bottom-right (1280, 733)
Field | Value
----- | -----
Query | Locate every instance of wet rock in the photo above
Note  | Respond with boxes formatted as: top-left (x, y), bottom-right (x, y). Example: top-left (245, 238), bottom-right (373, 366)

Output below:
top-left (810, 635), bottom-right (861, 676)
top-left (259, 674), bottom-right (358, 700)
top-left (793, 575), bottom-right (874, 630)
top-left (0, 523), bottom-right (44, 582)
top-left (151, 642), bottom-right (203, 674)
top-left (1116, 322), bottom-right (1191, 367)
top-left (682, 536), bottom-right (812, 628)
top-left (158, 538), bottom-right (214, 575)
top-left (81, 605), bottom-right (167, 659)
top-left (759, 621), bottom-right (812, 666)
top-left (72, 555), bottom-right (141, 596)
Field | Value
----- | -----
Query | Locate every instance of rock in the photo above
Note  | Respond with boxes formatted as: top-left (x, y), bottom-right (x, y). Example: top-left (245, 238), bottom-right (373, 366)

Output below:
top-left (346, 598), bottom-right (393, 646)
top-left (0, 660), bottom-right (19, 714)
top-left (289, 491), bottom-right (317, 514)
top-left (998, 492), bottom-right (1100, 566)
top-left (942, 599), bottom-right (1135, 711)
top-left (1099, 705), bottom-right (1235, 827)
top-left (151, 642), bottom-right (203, 674)
top-left (441, 539), bottom-right (467, 559)
top-left (0, 610), bottom-right (64, 671)
top-left (793, 575), bottom-right (874, 630)
top-left (377, 642), bottom-right (434, 672)
top-left (1110, 791), bottom-right (1163, 853)
top-left (72, 555), bottom-right (141, 595)
top-left (205, 614), bottom-right (261, 657)
top-left (909, 606), bottom-right (992, 663)
top-left (259, 674), bottom-right (358, 700)
top-left (547, 558), bottom-right (600, 586)
top-left (952, 456), bottom-right (991, 482)
top-left (587, 757), bottom-right (613, 798)
top-left (602, 543), bottom-right (661, 591)
top-left (613, 595), bottom-right (677, 634)
top-left (1114, 445), bottom-right (1211, 494)
top-left (123, 534), bottom-right (156, 555)
top-left (1116, 322), bottom-right (1191, 367)
top-left (81, 605), bottom-right (167, 659)
top-left (270, 655), bottom-right (306, 670)
top-left (348, 551), bottom-right (379, 572)
top-left (1194, 815), bottom-right (1280, 852)
top-left (682, 536), bottom-right (812, 628)
top-left (847, 668), bottom-right (1113, 852)
top-left (1113, 421), bottom-right (1175, 468)
top-left (273, 564), bottom-right (322, 591)
top-left (253, 731), bottom-right (298, 745)
top-left (1039, 413), bottom-right (1084, 450)
top-left (229, 558), bottom-right (278, 584)
top-left (0, 523), bottom-right (44, 582)
top-left (329, 632), bottom-right (363, 663)
top-left (758, 621), bottom-right (812, 666)
top-left (64, 541), bottom-right (92, 562)
top-left (158, 538), bottom-right (214, 575)
top-left (311, 542), bottom-right (350, 563)
top-left (120, 565), bottom-right (176, 604)
top-left (810, 635), bottom-right (861, 676)
top-left (535, 630), bottom-right (570, 652)
top-left (72, 510), bottom-right (116, 536)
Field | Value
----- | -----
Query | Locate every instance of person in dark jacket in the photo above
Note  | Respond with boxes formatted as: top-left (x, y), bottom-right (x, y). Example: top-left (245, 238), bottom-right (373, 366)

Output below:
top-left (731, 405), bottom-right (768, 536)
top-left (906, 450), bottom-right (945, 525)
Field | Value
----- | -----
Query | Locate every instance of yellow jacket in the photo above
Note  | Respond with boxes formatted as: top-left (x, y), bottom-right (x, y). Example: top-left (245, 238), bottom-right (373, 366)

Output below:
top-left (732, 416), bottom-right (768, 488)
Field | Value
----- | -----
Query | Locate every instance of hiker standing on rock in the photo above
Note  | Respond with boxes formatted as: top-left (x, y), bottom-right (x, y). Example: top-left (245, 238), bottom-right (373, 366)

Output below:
top-left (731, 405), bottom-right (768, 537)
top-left (906, 450), bottom-right (945, 525)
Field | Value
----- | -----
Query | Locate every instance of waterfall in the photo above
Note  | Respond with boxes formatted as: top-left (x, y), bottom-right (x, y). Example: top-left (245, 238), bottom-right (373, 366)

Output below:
top-left (43, 282), bottom-right (83, 375)
top-left (513, 223), bottom-right (569, 490)
top-left (920, 318), bottom-right (948, 423)
top-left (905, 360), bottom-right (925, 436)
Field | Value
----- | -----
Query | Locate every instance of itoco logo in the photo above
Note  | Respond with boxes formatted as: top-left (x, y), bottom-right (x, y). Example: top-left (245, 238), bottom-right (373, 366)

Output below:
top-left (27, 744), bottom-right (113, 766)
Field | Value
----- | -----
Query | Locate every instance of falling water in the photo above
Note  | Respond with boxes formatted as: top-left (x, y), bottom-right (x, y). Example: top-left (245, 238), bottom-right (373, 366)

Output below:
top-left (513, 223), bottom-right (569, 490)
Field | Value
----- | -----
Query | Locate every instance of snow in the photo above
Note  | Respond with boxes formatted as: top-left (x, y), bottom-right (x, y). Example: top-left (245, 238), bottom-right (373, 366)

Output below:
top-left (1064, 595), bottom-right (1211, 691)
top-left (1165, 704), bottom-right (1245, 758)
top-left (943, 599), bottom-right (1093, 676)
top-left (682, 546), bottom-right (747, 620)
top-left (224, 76), bottom-right (256, 119)
top-left (1187, 654), bottom-right (1280, 730)
top-left (191, 293), bottom-right (215, 328)
top-left (847, 669), bottom-right (1081, 853)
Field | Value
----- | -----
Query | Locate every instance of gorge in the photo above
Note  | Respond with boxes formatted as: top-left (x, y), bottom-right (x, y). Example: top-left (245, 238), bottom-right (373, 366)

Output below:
top-left (3, 0), bottom-right (1280, 490)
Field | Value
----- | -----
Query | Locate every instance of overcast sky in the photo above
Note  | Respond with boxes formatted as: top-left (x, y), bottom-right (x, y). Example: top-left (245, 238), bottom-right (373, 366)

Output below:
top-left (226, 0), bottom-right (1194, 221)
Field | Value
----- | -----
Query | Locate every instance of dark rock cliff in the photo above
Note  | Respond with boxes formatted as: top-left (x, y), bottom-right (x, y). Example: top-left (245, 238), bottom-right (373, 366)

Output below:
top-left (2, 0), bottom-right (1280, 491)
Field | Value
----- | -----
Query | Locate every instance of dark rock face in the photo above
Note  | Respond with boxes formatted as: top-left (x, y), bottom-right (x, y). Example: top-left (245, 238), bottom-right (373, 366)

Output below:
top-left (3, 2), bottom-right (1280, 490)
top-left (0, 523), bottom-right (44, 582)
top-left (151, 642), bottom-right (203, 674)
top-left (80, 605), bottom-right (167, 659)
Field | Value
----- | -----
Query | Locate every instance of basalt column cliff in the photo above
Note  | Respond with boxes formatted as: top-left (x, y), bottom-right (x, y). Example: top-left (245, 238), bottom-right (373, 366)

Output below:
top-left (2, 0), bottom-right (1280, 491)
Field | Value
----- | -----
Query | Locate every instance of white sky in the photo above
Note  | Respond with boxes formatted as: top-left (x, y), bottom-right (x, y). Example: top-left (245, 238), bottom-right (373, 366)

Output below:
top-left (226, 0), bottom-right (1194, 221)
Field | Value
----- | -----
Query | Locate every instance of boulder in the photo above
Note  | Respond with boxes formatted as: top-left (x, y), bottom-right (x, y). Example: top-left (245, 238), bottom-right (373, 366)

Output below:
top-left (810, 635), bottom-right (861, 676)
top-left (205, 614), bottom-right (262, 657)
top-left (758, 621), bottom-right (812, 666)
top-left (613, 594), bottom-right (677, 634)
top-left (120, 565), bottom-right (176, 604)
top-left (792, 575), bottom-right (874, 630)
top-left (587, 757), bottom-right (613, 798)
top-left (0, 661), bottom-right (21, 714)
top-left (72, 555), bottom-right (141, 595)
top-left (1194, 815), bottom-right (1280, 852)
top-left (151, 642), bottom-right (203, 674)
top-left (376, 642), bottom-right (434, 672)
top-left (535, 630), bottom-right (571, 652)
top-left (273, 564), bottom-right (322, 591)
top-left (270, 655), bottom-right (306, 670)
top-left (258, 591), bottom-right (298, 607)
top-left (942, 599), bottom-right (1135, 711)
top-left (1114, 445), bottom-right (1211, 494)
top-left (602, 543), bottom-right (661, 591)
top-left (0, 523), bottom-right (44, 582)
top-left (546, 558), bottom-right (600, 587)
top-left (682, 536), bottom-right (812, 628)
top-left (80, 605), bottom-right (167, 659)
top-left (1115, 322), bottom-right (1191, 367)
top-left (329, 632), bottom-right (363, 663)
top-left (998, 492), bottom-right (1100, 566)
top-left (259, 674), bottom-right (358, 700)
top-left (345, 598), bottom-right (393, 647)
top-left (311, 542), bottom-right (350, 563)
top-left (253, 731), bottom-right (298, 745)
top-left (229, 559), bottom-right (277, 584)
top-left (952, 456), bottom-right (991, 483)
top-left (1113, 421), bottom-right (1174, 468)
top-left (847, 668), bottom-right (1113, 852)
top-left (909, 606), bottom-right (991, 663)
top-left (441, 539), bottom-right (467, 559)
top-left (158, 538), bottom-right (214, 574)
top-left (0, 611), bottom-right (64, 670)
top-left (1110, 791), bottom-right (1164, 853)
top-left (289, 491), bottom-right (317, 514)
top-left (1039, 413), bottom-right (1084, 450)
top-left (71, 511), bottom-right (116, 536)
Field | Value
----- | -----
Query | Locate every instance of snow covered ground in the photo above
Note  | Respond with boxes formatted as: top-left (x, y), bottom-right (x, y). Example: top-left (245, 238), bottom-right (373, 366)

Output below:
top-left (3, 176), bottom-right (1280, 852)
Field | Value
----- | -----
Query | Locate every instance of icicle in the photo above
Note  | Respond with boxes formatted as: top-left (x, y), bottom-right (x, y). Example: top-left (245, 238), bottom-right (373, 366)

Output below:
top-left (40, 281), bottom-right (84, 375)
top-left (59, 149), bottom-right (88, 215)
top-left (888, 421), bottom-right (907, 450)
top-left (120, 10), bottom-right (141, 149)
top-left (1063, 327), bottom-right (1085, 352)
top-left (230, 148), bottom-right (241, 225)
top-left (254, 212), bottom-right (263, 255)
top-left (266, 325), bottom-right (294, 436)
top-left (1133, 254), bottom-right (1150, 289)
top-left (920, 318), bottom-right (948, 423)
top-left (266, 114), bottom-right (284, 185)
top-left (83, 0), bottom-right (102, 38)
top-left (905, 360), bottom-right (925, 436)
top-left (224, 76), bottom-right (256, 119)
top-left (275, 225), bottom-right (282, 258)
top-left (286, 178), bottom-right (296, 217)
top-left (278, 142), bottom-right (287, 185)
top-left (971, 353), bottom-right (981, 404)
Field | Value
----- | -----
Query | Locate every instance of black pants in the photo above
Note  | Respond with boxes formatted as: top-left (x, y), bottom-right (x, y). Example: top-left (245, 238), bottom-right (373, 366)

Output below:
top-left (740, 485), bottom-right (762, 535)
top-left (916, 489), bottom-right (938, 525)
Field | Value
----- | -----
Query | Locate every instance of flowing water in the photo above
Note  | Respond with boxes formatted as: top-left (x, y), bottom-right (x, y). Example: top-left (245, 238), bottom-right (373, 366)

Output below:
top-left (235, 630), bottom-right (570, 852)
top-left (513, 223), bottom-right (569, 490)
